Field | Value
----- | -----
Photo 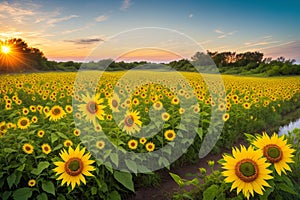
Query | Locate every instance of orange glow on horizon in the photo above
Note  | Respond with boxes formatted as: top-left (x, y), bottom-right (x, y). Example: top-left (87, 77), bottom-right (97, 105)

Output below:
top-left (115, 48), bottom-right (183, 63)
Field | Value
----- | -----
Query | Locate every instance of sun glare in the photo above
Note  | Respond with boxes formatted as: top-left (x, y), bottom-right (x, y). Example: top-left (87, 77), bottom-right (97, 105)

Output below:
top-left (1, 45), bottom-right (11, 54)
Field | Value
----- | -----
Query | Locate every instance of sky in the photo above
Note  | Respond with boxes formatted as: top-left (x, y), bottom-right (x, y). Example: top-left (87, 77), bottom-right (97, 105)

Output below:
top-left (0, 0), bottom-right (299, 62)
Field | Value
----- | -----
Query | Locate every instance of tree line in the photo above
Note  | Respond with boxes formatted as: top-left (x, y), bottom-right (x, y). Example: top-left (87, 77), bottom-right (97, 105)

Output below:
top-left (0, 38), bottom-right (299, 76)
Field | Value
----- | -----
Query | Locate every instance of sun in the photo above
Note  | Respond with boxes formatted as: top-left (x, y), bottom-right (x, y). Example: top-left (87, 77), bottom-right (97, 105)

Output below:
top-left (1, 45), bottom-right (11, 54)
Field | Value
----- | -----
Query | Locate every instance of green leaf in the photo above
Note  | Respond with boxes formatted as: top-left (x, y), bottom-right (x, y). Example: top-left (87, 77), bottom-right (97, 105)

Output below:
top-left (110, 153), bottom-right (119, 167)
top-left (125, 159), bottom-right (137, 173)
top-left (4, 148), bottom-right (17, 153)
top-left (197, 128), bottom-right (203, 140)
top-left (7, 173), bottom-right (16, 189)
top-left (203, 184), bottom-right (218, 200)
top-left (169, 173), bottom-right (184, 187)
top-left (13, 187), bottom-right (32, 200)
top-left (37, 193), bottom-right (48, 200)
top-left (91, 186), bottom-right (97, 195)
top-left (16, 163), bottom-right (25, 172)
top-left (108, 190), bottom-right (121, 200)
top-left (32, 161), bottom-right (50, 175)
top-left (158, 157), bottom-right (169, 167)
top-left (51, 133), bottom-right (59, 144)
top-left (113, 171), bottom-right (134, 192)
top-left (277, 183), bottom-right (297, 195)
top-left (52, 144), bottom-right (63, 151)
top-left (259, 187), bottom-right (274, 200)
top-left (42, 181), bottom-right (55, 195)
top-left (2, 191), bottom-right (11, 200)
top-left (56, 132), bottom-right (68, 139)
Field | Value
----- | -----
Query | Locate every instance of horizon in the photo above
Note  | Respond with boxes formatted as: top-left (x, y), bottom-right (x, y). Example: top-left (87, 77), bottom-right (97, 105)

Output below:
top-left (0, 0), bottom-right (299, 63)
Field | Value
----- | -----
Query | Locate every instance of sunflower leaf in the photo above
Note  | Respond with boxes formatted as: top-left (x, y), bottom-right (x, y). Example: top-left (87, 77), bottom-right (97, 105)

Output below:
top-left (42, 181), bottom-right (55, 195)
top-left (7, 173), bottom-right (16, 189)
top-left (125, 159), bottom-right (137, 173)
top-left (203, 184), bottom-right (218, 200)
top-left (12, 187), bottom-right (32, 200)
top-left (31, 161), bottom-right (50, 175)
top-left (113, 171), bottom-right (134, 192)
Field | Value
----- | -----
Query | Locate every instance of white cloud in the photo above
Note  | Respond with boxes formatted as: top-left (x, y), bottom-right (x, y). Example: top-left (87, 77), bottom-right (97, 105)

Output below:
top-left (47, 15), bottom-right (79, 26)
top-left (214, 29), bottom-right (237, 39)
top-left (121, 0), bottom-right (131, 10)
top-left (95, 15), bottom-right (108, 22)
top-left (0, 1), bottom-right (35, 23)
top-left (188, 13), bottom-right (193, 18)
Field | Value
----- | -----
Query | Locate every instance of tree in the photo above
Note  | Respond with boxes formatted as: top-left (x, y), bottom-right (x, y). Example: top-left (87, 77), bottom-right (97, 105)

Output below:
top-left (0, 38), bottom-right (48, 73)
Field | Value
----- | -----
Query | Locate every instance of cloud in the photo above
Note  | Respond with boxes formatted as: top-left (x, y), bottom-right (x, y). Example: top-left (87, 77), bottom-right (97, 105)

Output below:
top-left (95, 15), bottom-right (108, 22)
top-left (188, 13), bottom-right (193, 18)
top-left (121, 0), bottom-right (131, 10)
top-left (0, 1), bottom-right (35, 23)
top-left (47, 15), bottom-right (79, 26)
top-left (214, 29), bottom-right (237, 39)
top-left (64, 38), bottom-right (104, 45)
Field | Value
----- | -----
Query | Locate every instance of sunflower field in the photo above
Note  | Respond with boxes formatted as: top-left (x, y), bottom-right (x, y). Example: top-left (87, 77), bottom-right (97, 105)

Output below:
top-left (0, 71), bottom-right (300, 199)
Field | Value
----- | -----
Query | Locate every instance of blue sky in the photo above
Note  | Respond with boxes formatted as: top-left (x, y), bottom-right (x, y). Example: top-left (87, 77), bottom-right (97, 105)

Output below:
top-left (0, 0), bottom-right (299, 62)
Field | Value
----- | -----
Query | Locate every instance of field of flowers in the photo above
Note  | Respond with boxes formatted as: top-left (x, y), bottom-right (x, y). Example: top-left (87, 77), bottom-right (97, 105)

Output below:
top-left (0, 71), bottom-right (299, 199)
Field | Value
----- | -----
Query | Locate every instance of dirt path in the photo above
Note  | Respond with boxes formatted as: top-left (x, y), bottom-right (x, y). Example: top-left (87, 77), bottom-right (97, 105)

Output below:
top-left (128, 151), bottom-right (227, 200)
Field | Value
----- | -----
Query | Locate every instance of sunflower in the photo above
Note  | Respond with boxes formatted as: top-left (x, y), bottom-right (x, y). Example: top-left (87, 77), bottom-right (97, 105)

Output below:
top-left (108, 94), bottom-right (120, 112)
top-left (119, 110), bottom-right (142, 135)
top-left (22, 108), bottom-right (29, 115)
top-left (252, 132), bottom-right (295, 175)
top-left (47, 105), bottom-right (66, 121)
top-left (139, 137), bottom-right (147, 145)
top-left (128, 139), bottom-right (138, 150)
top-left (145, 142), bottom-right (155, 152)
top-left (164, 130), bottom-right (176, 141)
top-left (73, 129), bottom-right (81, 136)
top-left (161, 112), bottom-right (170, 121)
top-left (222, 145), bottom-right (273, 199)
top-left (153, 101), bottom-right (163, 110)
top-left (179, 108), bottom-right (185, 114)
top-left (53, 145), bottom-right (95, 190)
top-left (64, 139), bottom-right (73, 147)
top-left (96, 140), bottom-right (105, 150)
top-left (78, 93), bottom-right (106, 125)
top-left (65, 105), bottom-right (73, 114)
top-left (31, 116), bottom-right (38, 123)
top-left (171, 96), bottom-right (179, 105)
top-left (22, 143), bottom-right (34, 154)
top-left (0, 121), bottom-right (7, 134)
top-left (28, 179), bottom-right (36, 187)
top-left (37, 130), bottom-right (45, 138)
top-left (222, 113), bottom-right (230, 122)
top-left (17, 117), bottom-right (31, 130)
top-left (42, 144), bottom-right (52, 154)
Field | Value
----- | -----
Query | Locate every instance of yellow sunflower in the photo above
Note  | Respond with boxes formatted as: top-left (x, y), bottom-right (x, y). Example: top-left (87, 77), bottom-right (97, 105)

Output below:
top-left (78, 93), bottom-right (106, 125)
top-left (108, 93), bottom-right (121, 112)
top-left (37, 130), bottom-right (45, 138)
top-left (139, 137), bottom-right (147, 145)
top-left (42, 144), bottom-right (52, 154)
top-left (164, 130), bottom-right (176, 141)
top-left (96, 140), bottom-right (105, 150)
top-left (161, 112), bottom-right (170, 121)
top-left (22, 143), bottom-right (34, 154)
top-left (53, 145), bottom-right (95, 190)
top-left (128, 139), bottom-right (138, 150)
top-left (119, 110), bottom-right (142, 135)
top-left (145, 142), bottom-right (155, 152)
top-left (64, 139), bottom-right (73, 147)
top-left (222, 145), bottom-right (273, 199)
top-left (65, 105), bottom-right (73, 114)
top-left (153, 101), bottom-right (163, 110)
top-left (17, 117), bottom-right (31, 130)
top-left (28, 179), bottom-right (36, 187)
top-left (47, 105), bottom-right (66, 121)
top-left (252, 132), bottom-right (295, 176)
top-left (222, 113), bottom-right (230, 122)
top-left (0, 121), bottom-right (7, 134)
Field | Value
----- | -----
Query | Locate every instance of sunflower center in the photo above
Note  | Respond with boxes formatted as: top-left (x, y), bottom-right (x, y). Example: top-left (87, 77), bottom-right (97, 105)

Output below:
top-left (125, 115), bottom-right (134, 127)
top-left (87, 101), bottom-right (98, 114)
top-left (112, 99), bottom-right (118, 108)
top-left (25, 146), bottom-right (31, 151)
top-left (167, 132), bottom-right (174, 139)
top-left (264, 144), bottom-right (282, 163)
top-left (21, 120), bottom-right (28, 126)
top-left (65, 158), bottom-right (84, 176)
top-left (52, 108), bottom-right (61, 115)
top-left (235, 159), bottom-right (258, 182)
